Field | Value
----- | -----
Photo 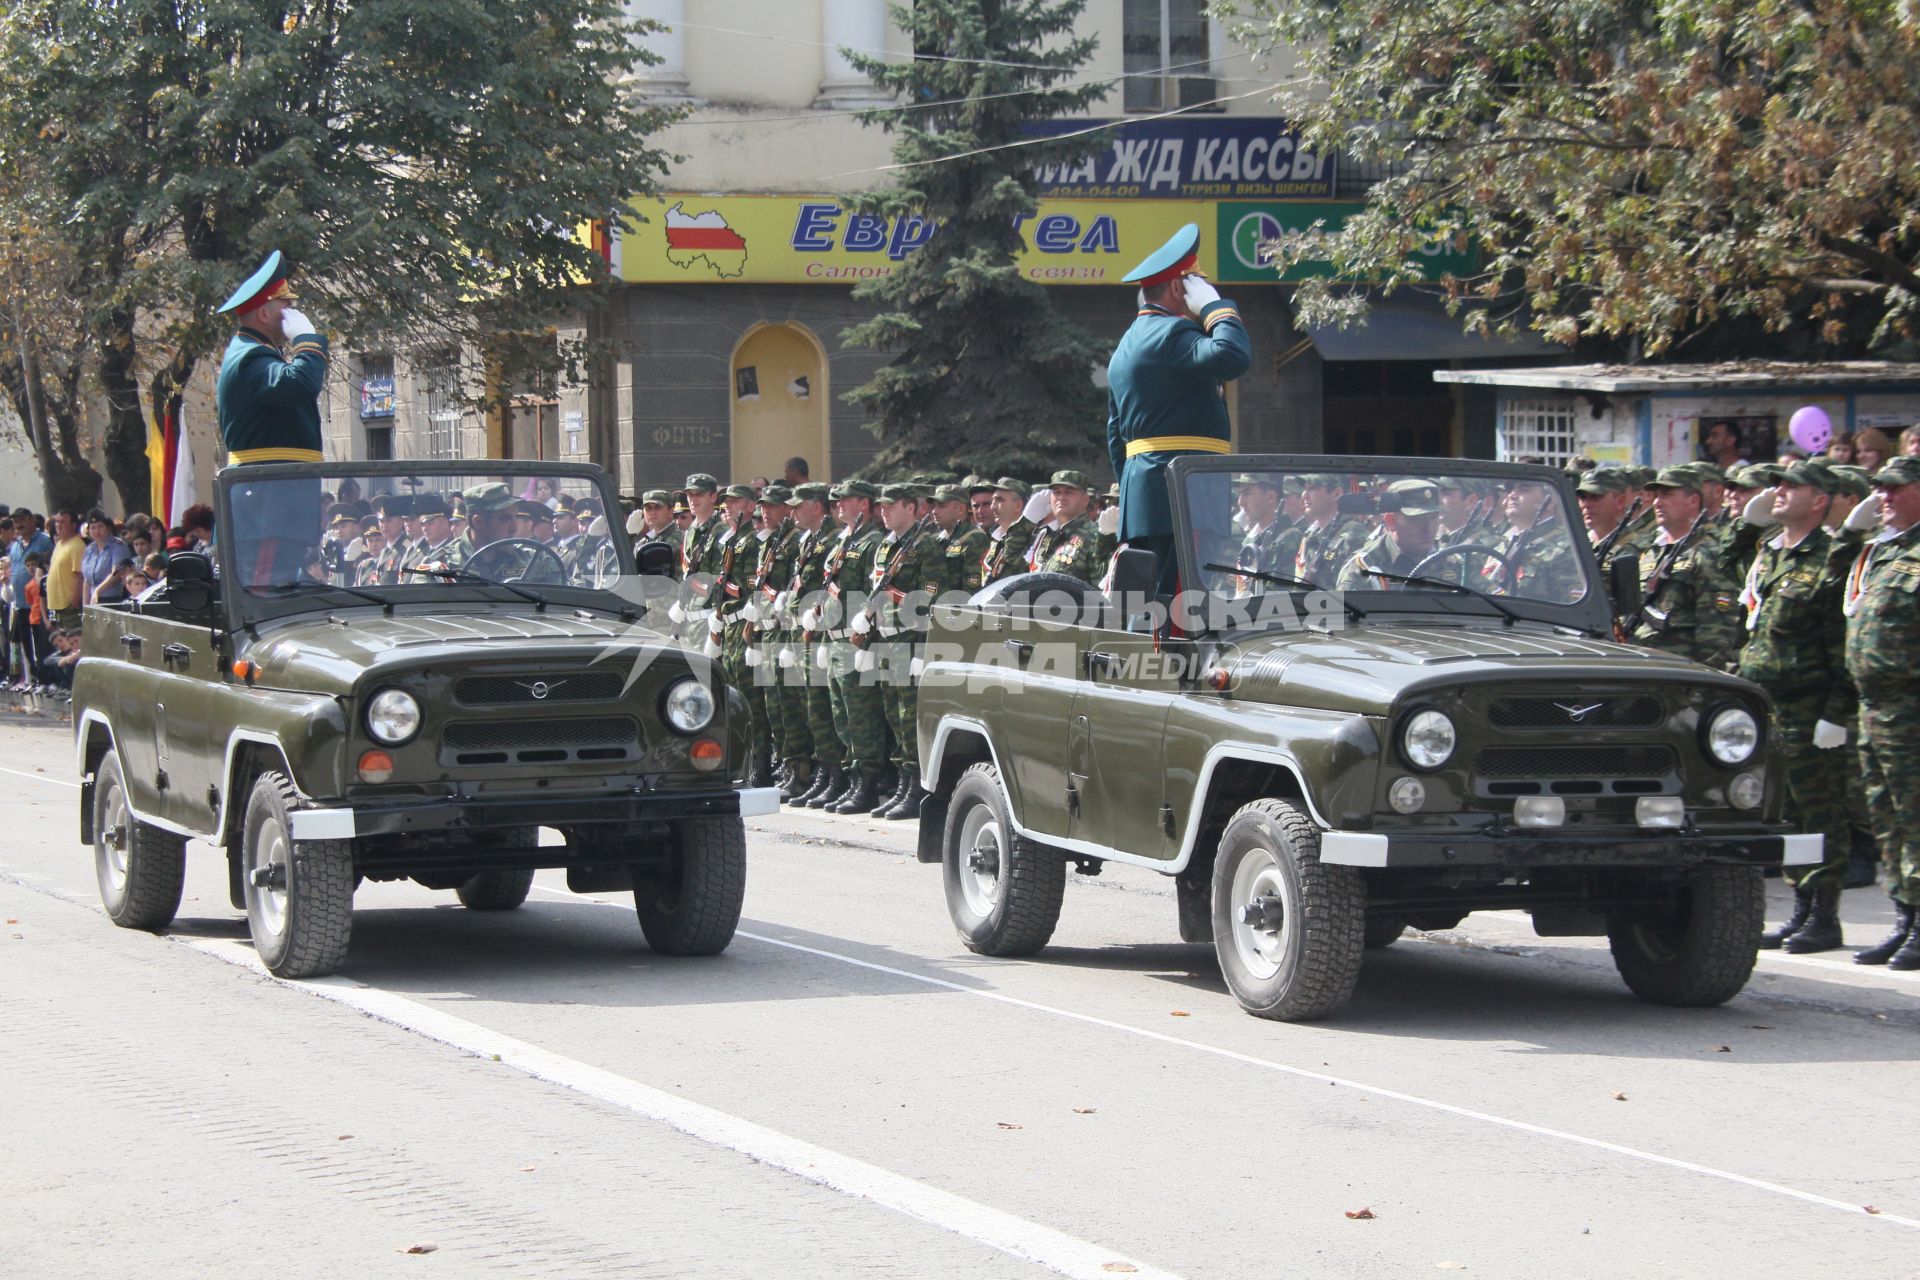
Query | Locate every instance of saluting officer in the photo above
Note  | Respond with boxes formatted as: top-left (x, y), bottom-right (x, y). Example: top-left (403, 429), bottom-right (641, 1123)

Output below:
top-left (981, 478), bottom-right (1039, 586)
top-left (1028, 471), bottom-right (1105, 584)
top-left (1105, 224), bottom-right (1251, 594)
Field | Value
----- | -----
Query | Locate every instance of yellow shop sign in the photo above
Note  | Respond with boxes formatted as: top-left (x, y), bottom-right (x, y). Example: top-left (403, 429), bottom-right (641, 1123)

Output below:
top-left (616, 194), bottom-right (1222, 286)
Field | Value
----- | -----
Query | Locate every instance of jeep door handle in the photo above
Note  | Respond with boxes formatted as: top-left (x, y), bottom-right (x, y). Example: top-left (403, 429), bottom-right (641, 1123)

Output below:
top-left (118, 634), bottom-right (142, 656)
top-left (162, 642), bottom-right (192, 668)
top-left (1085, 651), bottom-right (1118, 677)
top-left (1002, 638), bottom-right (1033, 661)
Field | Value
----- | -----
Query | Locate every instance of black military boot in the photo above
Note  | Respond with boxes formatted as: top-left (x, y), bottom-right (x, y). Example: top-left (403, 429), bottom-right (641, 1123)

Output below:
top-left (1854, 901), bottom-right (1915, 965)
top-left (884, 778), bottom-right (928, 821)
top-left (816, 768), bottom-right (861, 811)
top-left (799, 764), bottom-right (841, 807)
top-left (872, 772), bottom-right (912, 819)
top-left (1889, 908), bottom-right (1920, 971)
top-left (831, 769), bottom-right (883, 815)
top-left (748, 751), bottom-right (775, 789)
top-left (778, 760), bottom-right (813, 802)
top-left (1782, 883), bottom-right (1844, 953)
top-left (1759, 885), bottom-right (1813, 950)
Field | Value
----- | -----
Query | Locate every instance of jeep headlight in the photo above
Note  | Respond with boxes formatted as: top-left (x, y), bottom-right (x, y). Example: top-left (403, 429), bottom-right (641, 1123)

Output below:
top-left (663, 677), bottom-right (716, 734)
top-left (1401, 709), bottom-right (1456, 771)
top-left (365, 689), bottom-right (421, 745)
top-left (1705, 705), bottom-right (1760, 767)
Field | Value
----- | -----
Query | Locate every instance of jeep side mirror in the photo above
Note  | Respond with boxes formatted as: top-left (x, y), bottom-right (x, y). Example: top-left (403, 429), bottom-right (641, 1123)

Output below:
top-left (635, 542), bottom-right (677, 577)
top-left (1606, 552), bottom-right (1640, 617)
top-left (164, 551), bottom-right (216, 615)
top-left (1108, 547), bottom-right (1157, 597)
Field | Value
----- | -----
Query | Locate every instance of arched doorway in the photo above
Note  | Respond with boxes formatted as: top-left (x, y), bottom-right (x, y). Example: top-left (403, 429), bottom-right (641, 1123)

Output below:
top-left (730, 323), bottom-right (828, 482)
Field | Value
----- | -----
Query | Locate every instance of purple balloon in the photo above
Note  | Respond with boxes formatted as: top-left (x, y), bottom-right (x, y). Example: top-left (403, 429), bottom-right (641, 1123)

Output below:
top-left (1789, 405), bottom-right (1832, 454)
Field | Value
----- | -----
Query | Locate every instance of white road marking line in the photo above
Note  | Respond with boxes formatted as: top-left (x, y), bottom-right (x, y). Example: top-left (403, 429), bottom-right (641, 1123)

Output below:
top-left (0, 765), bottom-right (80, 790)
top-left (178, 935), bottom-right (1180, 1280)
top-left (529, 887), bottom-right (1920, 1230)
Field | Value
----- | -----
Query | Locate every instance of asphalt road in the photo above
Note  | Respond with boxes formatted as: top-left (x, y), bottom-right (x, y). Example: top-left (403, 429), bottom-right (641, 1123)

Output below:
top-left (1, 713), bottom-right (1915, 1280)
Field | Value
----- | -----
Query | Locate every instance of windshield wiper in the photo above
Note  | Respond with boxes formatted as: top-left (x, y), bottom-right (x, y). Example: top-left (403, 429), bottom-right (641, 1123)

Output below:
top-left (1358, 569), bottom-right (1523, 625)
top-left (1202, 563), bottom-right (1367, 619)
top-left (253, 580), bottom-right (393, 613)
top-left (408, 564), bottom-right (550, 611)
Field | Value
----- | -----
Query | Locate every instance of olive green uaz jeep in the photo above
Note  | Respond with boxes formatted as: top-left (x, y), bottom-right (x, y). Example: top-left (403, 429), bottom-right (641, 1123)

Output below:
top-left (914, 455), bottom-right (1818, 1020)
top-left (74, 460), bottom-right (770, 978)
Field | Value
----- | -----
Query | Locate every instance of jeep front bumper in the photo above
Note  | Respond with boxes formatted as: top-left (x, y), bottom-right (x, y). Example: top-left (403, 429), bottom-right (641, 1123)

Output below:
top-left (1320, 829), bottom-right (1821, 870)
top-left (288, 786), bottom-right (781, 842)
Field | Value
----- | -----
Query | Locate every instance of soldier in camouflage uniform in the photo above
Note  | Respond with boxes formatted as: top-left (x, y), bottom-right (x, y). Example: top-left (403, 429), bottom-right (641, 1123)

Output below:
top-left (1336, 480), bottom-right (1445, 591)
top-left (402, 491), bottom-right (469, 575)
top-left (630, 489), bottom-right (683, 577)
top-left (1435, 476), bottom-right (1503, 550)
top-left (866, 485), bottom-right (944, 819)
top-left (1628, 466), bottom-right (1743, 669)
top-left (1029, 470), bottom-right (1105, 583)
top-left (981, 478), bottom-right (1039, 586)
top-left (1293, 474), bottom-right (1371, 588)
top-left (1737, 462), bottom-right (1858, 952)
top-left (705, 485), bottom-right (764, 782)
top-left (1480, 476), bottom-right (1585, 603)
top-left (822, 481), bottom-right (892, 814)
top-left (929, 483), bottom-right (990, 596)
top-left (741, 486), bottom-right (798, 789)
top-left (780, 483), bottom-right (843, 804)
top-left (1843, 456), bottom-right (1920, 968)
top-left (1229, 474), bottom-right (1306, 592)
top-left (672, 474), bottom-right (724, 644)
top-left (1577, 467), bottom-right (1656, 580)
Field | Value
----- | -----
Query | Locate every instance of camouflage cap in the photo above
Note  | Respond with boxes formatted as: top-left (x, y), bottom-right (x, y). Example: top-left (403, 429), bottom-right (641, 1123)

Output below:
top-left (992, 476), bottom-right (1031, 499)
top-left (641, 488), bottom-right (672, 506)
top-left (1871, 455), bottom-right (1920, 487)
top-left (932, 484), bottom-right (969, 504)
top-left (720, 483), bottom-right (756, 500)
top-left (1574, 467), bottom-right (1635, 496)
top-left (461, 482), bottom-right (516, 512)
top-left (876, 483), bottom-right (921, 504)
top-left (1232, 472), bottom-right (1281, 489)
top-left (683, 472), bottom-right (719, 494)
top-left (1048, 468), bottom-right (1094, 493)
top-left (1727, 462), bottom-right (1784, 490)
top-left (963, 474), bottom-right (997, 495)
top-left (1431, 475), bottom-right (1472, 492)
top-left (1629, 466), bottom-right (1660, 487)
top-left (1777, 460), bottom-right (1839, 493)
top-left (908, 472), bottom-right (955, 490)
top-left (832, 479), bottom-right (880, 502)
top-left (1297, 473), bottom-right (1342, 489)
top-left (1383, 478), bottom-right (1443, 517)
top-left (759, 484), bottom-right (793, 505)
top-left (1828, 464), bottom-right (1874, 498)
top-left (787, 481), bottom-right (833, 506)
top-left (1643, 465), bottom-right (1706, 493)
top-left (1681, 461), bottom-right (1727, 485)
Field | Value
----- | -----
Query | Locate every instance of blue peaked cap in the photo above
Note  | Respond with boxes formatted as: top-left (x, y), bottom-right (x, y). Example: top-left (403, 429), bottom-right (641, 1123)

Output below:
top-left (217, 250), bottom-right (286, 315)
top-left (1121, 223), bottom-right (1200, 286)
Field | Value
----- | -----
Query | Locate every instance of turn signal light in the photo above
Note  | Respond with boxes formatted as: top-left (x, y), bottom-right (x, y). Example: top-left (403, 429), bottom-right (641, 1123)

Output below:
top-left (357, 749), bottom-right (394, 784)
top-left (690, 738), bottom-right (724, 772)
top-left (231, 659), bottom-right (257, 682)
top-left (1206, 667), bottom-right (1231, 692)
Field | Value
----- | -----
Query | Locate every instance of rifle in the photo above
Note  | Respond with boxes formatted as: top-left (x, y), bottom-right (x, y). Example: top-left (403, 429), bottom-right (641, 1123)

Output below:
top-left (853, 516), bottom-right (935, 648)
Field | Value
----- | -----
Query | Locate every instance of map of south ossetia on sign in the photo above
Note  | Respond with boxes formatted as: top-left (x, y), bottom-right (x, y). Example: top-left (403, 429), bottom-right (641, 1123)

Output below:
top-left (663, 202), bottom-right (749, 279)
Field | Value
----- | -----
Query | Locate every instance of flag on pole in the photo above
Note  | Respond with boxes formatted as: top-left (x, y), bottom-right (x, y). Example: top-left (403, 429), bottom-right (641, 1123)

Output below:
top-left (145, 400), bottom-right (191, 525)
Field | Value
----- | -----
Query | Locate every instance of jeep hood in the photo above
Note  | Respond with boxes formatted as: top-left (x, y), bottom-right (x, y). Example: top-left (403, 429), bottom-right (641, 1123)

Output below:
top-left (1221, 622), bottom-right (1738, 715)
top-left (241, 608), bottom-right (670, 696)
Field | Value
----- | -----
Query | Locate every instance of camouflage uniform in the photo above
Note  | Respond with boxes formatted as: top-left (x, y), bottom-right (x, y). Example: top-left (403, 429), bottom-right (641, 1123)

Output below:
top-left (743, 506), bottom-right (799, 770)
top-left (939, 519), bottom-right (992, 596)
top-left (1630, 520), bottom-right (1743, 669)
top-left (1737, 523), bottom-right (1856, 890)
top-left (1030, 514), bottom-right (1103, 583)
top-left (1844, 519), bottom-right (1920, 908)
top-left (1294, 514), bottom-right (1370, 588)
top-left (1231, 516), bottom-right (1305, 592)
top-left (705, 510), bottom-right (759, 751)
top-left (780, 505), bottom-right (841, 772)
top-left (826, 504), bottom-right (890, 782)
top-left (982, 516), bottom-right (1038, 585)
top-left (632, 522), bottom-right (682, 578)
top-left (869, 507), bottom-right (943, 782)
top-left (1336, 528), bottom-right (1436, 591)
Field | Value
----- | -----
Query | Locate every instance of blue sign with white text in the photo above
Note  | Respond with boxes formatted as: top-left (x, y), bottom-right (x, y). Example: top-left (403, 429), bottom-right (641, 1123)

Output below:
top-left (1023, 117), bottom-right (1336, 200)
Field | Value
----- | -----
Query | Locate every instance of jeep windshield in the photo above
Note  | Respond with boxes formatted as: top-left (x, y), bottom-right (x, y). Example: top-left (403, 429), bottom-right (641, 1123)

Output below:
top-left (217, 461), bottom-right (641, 626)
top-left (1169, 455), bottom-right (1610, 633)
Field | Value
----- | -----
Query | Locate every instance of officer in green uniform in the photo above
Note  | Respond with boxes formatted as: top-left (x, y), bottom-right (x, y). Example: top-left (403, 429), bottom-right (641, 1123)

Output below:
top-left (1843, 456), bottom-right (1920, 968)
top-left (630, 489), bottom-right (682, 577)
top-left (822, 481), bottom-right (891, 814)
top-left (366, 494), bottom-right (415, 585)
top-left (1577, 467), bottom-right (1656, 579)
top-left (1293, 474), bottom-right (1370, 588)
top-left (866, 485), bottom-right (943, 819)
top-left (780, 482), bottom-right (844, 805)
top-left (402, 492), bottom-right (468, 575)
top-left (981, 478), bottom-right (1039, 586)
top-left (1228, 473), bottom-right (1304, 593)
top-left (672, 474), bottom-right (724, 642)
top-left (1628, 466), bottom-right (1743, 668)
top-left (214, 251), bottom-right (330, 583)
top-left (1336, 480), bottom-right (1445, 590)
top-left (1105, 224), bottom-right (1252, 593)
top-left (1736, 462), bottom-right (1857, 951)
top-left (1029, 470), bottom-right (1105, 584)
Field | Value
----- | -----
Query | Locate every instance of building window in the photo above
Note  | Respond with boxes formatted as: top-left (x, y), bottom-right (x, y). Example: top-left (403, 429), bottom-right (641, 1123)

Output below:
top-left (1123, 0), bottom-right (1214, 112)
top-left (1498, 396), bottom-right (1580, 466)
top-left (422, 360), bottom-right (464, 461)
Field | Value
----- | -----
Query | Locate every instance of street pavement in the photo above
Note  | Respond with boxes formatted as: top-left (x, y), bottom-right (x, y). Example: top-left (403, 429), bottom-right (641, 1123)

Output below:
top-left (0, 712), bottom-right (1914, 1279)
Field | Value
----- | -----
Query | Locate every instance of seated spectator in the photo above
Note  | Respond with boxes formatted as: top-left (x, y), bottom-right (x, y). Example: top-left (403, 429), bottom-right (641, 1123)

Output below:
top-left (36, 629), bottom-right (82, 690)
top-left (143, 552), bottom-right (167, 585)
top-left (122, 569), bottom-right (151, 596)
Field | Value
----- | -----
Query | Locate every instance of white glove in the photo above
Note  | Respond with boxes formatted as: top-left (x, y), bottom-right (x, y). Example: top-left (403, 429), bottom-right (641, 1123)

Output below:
top-left (588, 516), bottom-right (607, 537)
top-left (1742, 488), bottom-right (1781, 527)
top-left (1098, 506), bottom-right (1120, 535)
top-left (744, 646), bottom-right (762, 667)
top-left (1846, 492), bottom-right (1884, 532)
top-left (279, 307), bottom-right (317, 338)
top-left (1813, 719), bottom-right (1848, 750)
top-left (626, 510), bottom-right (646, 535)
top-left (1181, 274), bottom-right (1221, 316)
top-left (667, 601), bottom-right (687, 624)
top-left (1023, 490), bottom-right (1053, 523)
top-left (707, 612), bottom-right (725, 637)
top-left (777, 647), bottom-right (797, 669)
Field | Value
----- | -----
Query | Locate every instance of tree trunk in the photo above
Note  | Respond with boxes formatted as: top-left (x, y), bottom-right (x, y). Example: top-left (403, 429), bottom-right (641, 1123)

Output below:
top-left (96, 308), bottom-right (156, 516)
top-left (6, 333), bottom-right (102, 514)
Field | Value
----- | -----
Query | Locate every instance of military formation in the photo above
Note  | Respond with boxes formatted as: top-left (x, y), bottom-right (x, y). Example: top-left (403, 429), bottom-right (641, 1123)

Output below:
top-left (315, 484), bottom-right (616, 589)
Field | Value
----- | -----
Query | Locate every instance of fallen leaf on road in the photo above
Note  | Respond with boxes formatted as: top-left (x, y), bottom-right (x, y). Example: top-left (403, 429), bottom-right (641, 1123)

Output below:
top-left (1714, 1045), bottom-right (1732, 1053)
top-left (1865, 1205), bottom-right (1882, 1216)
top-left (1610, 1092), bottom-right (1628, 1101)
top-left (1170, 1010), bottom-right (1190, 1017)
top-left (336, 1135), bottom-right (353, 1141)
top-left (1102, 1265), bottom-right (1139, 1274)
top-left (4, 918), bottom-right (16, 924)
top-left (996, 1121), bottom-right (1023, 1129)
top-left (1345, 1207), bottom-right (1376, 1220)
top-left (1073, 1108), bottom-right (1097, 1115)
top-left (1747, 1024), bottom-right (1772, 1030)
top-left (399, 1242), bottom-right (437, 1254)
top-left (519, 1165), bottom-right (536, 1173)
top-left (490, 1053), bottom-right (502, 1061)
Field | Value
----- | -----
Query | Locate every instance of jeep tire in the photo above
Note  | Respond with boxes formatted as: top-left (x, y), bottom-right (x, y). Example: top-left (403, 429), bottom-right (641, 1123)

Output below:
top-left (942, 763), bottom-right (1065, 957)
top-left (92, 749), bottom-right (186, 931)
top-left (634, 815), bottom-right (745, 955)
top-left (1607, 866), bottom-right (1764, 1006)
top-left (242, 770), bottom-right (354, 978)
top-left (457, 868), bottom-right (536, 911)
top-left (1212, 799), bottom-right (1366, 1021)
top-left (1363, 914), bottom-right (1406, 950)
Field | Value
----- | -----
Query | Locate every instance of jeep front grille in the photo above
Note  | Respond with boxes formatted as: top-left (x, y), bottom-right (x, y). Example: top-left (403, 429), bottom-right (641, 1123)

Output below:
top-left (454, 671), bottom-right (626, 705)
top-left (1487, 695), bottom-right (1663, 729)
top-left (1474, 744), bottom-right (1677, 798)
top-left (441, 716), bottom-right (639, 767)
